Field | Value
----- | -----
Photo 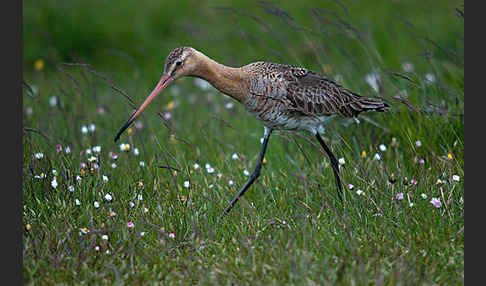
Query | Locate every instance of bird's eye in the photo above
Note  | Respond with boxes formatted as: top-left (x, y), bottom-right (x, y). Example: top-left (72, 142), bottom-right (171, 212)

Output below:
top-left (175, 60), bottom-right (182, 67)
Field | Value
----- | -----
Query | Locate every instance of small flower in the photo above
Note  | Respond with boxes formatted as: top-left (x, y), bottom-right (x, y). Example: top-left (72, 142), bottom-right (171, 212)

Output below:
top-left (101, 234), bottom-right (108, 240)
top-left (396, 192), bottom-right (404, 200)
top-left (447, 152), bottom-right (453, 159)
top-left (418, 158), bottom-right (425, 164)
top-left (34, 59), bottom-right (44, 71)
top-left (163, 112), bottom-right (171, 120)
top-left (51, 177), bottom-right (58, 189)
top-left (94, 246), bottom-right (100, 251)
top-left (193, 163), bottom-right (200, 170)
top-left (139, 161), bottom-right (145, 167)
top-left (119, 143), bottom-right (130, 152)
top-left (52, 169), bottom-right (58, 176)
top-left (89, 123), bottom-right (96, 132)
top-left (34, 152), bottom-right (44, 159)
top-left (106, 250), bottom-right (111, 254)
top-left (94, 201), bottom-right (100, 208)
top-left (140, 232), bottom-right (146, 236)
top-left (347, 184), bottom-right (354, 190)
top-left (228, 180), bottom-right (234, 186)
top-left (424, 73), bottom-right (436, 84)
top-left (207, 167), bottom-right (215, 174)
top-left (409, 202), bottom-right (414, 208)
top-left (97, 106), bottom-right (105, 115)
top-left (260, 137), bottom-right (264, 144)
top-left (183, 181), bottom-right (190, 188)
top-left (80, 227), bottom-right (89, 234)
top-left (169, 233), bottom-right (175, 238)
top-left (26, 224), bottom-right (31, 231)
top-left (356, 189), bottom-right (364, 196)
top-left (75, 199), bottom-right (81, 206)
top-left (410, 179), bottom-right (418, 185)
top-left (111, 163), bottom-right (117, 169)
top-left (26, 106), bottom-right (33, 115)
top-left (135, 121), bottom-right (143, 129)
top-left (421, 193), bottom-right (428, 199)
top-left (81, 126), bottom-right (88, 134)
top-left (109, 211), bottom-right (116, 217)
top-left (127, 221), bottom-right (134, 228)
top-left (208, 184), bottom-right (214, 189)
top-left (231, 153), bottom-right (239, 160)
top-left (76, 175), bottom-right (82, 182)
top-left (64, 146), bottom-right (71, 154)
top-left (102, 175), bottom-right (109, 183)
top-left (217, 173), bottom-right (222, 179)
top-left (415, 140), bottom-right (422, 147)
top-left (143, 207), bottom-right (148, 213)
top-left (68, 185), bottom-right (75, 192)
top-left (88, 156), bottom-right (97, 163)
top-left (133, 148), bottom-right (140, 156)
top-left (34, 173), bottom-right (46, 179)
top-left (243, 169), bottom-right (250, 176)
top-left (92, 146), bottom-right (101, 153)
top-left (338, 158), bottom-right (345, 165)
top-left (56, 144), bottom-right (62, 153)
top-left (225, 102), bottom-right (234, 109)
top-left (86, 148), bottom-right (92, 155)
top-left (104, 193), bottom-right (113, 201)
top-left (373, 153), bottom-right (381, 160)
top-left (430, 197), bottom-right (442, 208)
top-left (436, 178), bottom-right (443, 184)
top-left (379, 144), bottom-right (387, 152)
top-left (129, 201), bottom-right (135, 208)
top-left (361, 150), bottom-right (367, 158)
top-left (166, 101), bottom-right (175, 110)
top-left (110, 152), bottom-right (118, 160)
top-left (49, 96), bottom-right (58, 107)
top-left (452, 175), bottom-right (460, 182)
top-left (137, 194), bottom-right (143, 201)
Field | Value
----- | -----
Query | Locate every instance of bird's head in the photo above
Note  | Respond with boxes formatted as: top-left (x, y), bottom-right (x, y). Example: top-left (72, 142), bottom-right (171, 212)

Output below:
top-left (114, 47), bottom-right (200, 142)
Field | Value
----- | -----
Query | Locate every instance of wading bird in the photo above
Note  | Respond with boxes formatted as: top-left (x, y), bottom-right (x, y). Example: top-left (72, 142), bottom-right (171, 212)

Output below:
top-left (114, 47), bottom-right (389, 213)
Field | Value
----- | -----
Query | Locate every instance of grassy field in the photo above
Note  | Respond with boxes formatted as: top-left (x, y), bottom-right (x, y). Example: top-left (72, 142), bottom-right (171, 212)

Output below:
top-left (23, 0), bottom-right (464, 284)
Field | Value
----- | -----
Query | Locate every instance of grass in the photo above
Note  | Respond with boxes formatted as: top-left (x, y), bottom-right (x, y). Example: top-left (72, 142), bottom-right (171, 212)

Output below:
top-left (23, 1), bottom-right (463, 284)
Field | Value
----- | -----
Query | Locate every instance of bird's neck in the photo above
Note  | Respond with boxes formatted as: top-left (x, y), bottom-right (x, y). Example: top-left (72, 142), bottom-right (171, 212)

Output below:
top-left (192, 52), bottom-right (246, 102)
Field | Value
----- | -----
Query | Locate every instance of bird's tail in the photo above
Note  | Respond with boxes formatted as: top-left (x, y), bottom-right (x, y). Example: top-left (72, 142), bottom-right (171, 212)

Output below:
top-left (355, 97), bottom-right (390, 113)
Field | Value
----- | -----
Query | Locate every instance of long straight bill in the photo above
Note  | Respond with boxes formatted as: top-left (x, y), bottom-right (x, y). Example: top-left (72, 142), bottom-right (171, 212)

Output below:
top-left (114, 75), bottom-right (173, 142)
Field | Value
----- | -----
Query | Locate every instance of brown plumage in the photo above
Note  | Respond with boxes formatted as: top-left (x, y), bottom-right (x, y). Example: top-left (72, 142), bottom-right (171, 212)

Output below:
top-left (114, 46), bottom-right (389, 213)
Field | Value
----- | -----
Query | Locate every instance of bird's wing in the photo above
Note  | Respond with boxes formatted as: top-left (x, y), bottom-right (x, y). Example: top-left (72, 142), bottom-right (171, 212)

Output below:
top-left (247, 62), bottom-right (387, 117)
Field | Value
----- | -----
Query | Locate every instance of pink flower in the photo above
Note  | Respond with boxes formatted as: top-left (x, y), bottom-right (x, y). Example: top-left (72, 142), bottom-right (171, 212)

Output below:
top-left (127, 221), bottom-right (134, 228)
top-left (410, 179), bottom-right (418, 185)
top-left (169, 233), bottom-right (175, 238)
top-left (415, 140), bottom-right (422, 147)
top-left (128, 201), bottom-right (135, 208)
top-left (396, 192), bottom-right (404, 200)
top-left (430, 198), bottom-right (442, 208)
top-left (56, 144), bottom-right (62, 153)
top-left (347, 184), bottom-right (354, 190)
top-left (418, 158), bottom-right (425, 164)
top-left (135, 121), bottom-right (143, 129)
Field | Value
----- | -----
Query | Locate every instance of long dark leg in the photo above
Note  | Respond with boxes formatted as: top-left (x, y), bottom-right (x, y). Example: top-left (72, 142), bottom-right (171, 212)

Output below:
top-left (315, 133), bottom-right (343, 202)
top-left (224, 127), bottom-right (272, 213)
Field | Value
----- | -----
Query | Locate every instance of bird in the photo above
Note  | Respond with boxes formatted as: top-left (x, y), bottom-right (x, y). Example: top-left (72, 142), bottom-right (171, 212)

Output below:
top-left (114, 46), bottom-right (389, 214)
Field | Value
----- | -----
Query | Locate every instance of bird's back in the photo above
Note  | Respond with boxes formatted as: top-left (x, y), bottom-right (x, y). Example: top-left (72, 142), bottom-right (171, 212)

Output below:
top-left (242, 61), bottom-right (389, 119)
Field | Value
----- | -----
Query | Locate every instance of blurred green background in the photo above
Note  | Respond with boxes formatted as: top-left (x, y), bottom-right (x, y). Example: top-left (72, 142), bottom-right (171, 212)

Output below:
top-left (23, 0), bottom-right (463, 87)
